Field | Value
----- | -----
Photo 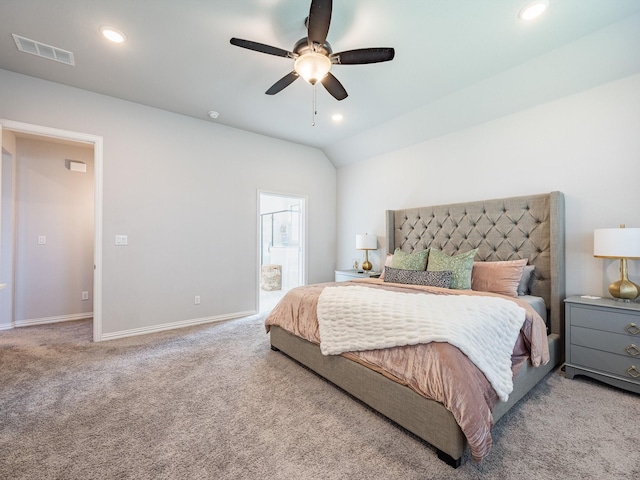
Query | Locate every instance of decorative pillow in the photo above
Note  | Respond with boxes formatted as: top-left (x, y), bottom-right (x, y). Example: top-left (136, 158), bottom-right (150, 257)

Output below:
top-left (518, 265), bottom-right (536, 296)
top-left (378, 253), bottom-right (394, 280)
top-left (383, 267), bottom-right (452, 288)
top-left (471, 259), bottom-right (528, 297)
top-left (427, 248), bottom-right (477, 290)
top-left (390, 248), bottom-right (429, 271)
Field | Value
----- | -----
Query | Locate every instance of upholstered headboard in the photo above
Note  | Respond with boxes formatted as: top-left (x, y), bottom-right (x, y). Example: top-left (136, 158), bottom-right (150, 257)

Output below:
top-left (385, 192), bottom-right (565, 336)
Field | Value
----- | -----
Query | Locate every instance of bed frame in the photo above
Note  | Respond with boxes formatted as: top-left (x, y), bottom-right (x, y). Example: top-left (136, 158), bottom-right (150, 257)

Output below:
top-left (269, 192), bottom-right (565, 467)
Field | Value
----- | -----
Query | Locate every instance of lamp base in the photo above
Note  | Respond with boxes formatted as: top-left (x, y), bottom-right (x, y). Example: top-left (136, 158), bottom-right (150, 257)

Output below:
top-left (609, 279), bottom-right (640, 302)
top-left (609, 258), bottom-right (640, 301)
top-left (362, 250), bottom-right (372, 271)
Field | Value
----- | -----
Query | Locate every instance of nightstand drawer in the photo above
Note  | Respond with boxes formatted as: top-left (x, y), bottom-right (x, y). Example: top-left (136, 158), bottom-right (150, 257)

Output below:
top-left (569, 305), bottom-right (640, 336)
top-left (571, 326), bottom-right (640, 357)
top-left (335, 272), bottom-right (357, 282)
top-left (570, 345), bottom-right (640, 382)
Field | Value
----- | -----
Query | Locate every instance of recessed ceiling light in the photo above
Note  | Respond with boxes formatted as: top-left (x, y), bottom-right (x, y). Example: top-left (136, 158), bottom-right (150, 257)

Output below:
top-left (100, 26), bottom-right (127, 43)
top-left (518, 0), bottom-right (549, 21)
top-left (332, 114), bottom-right (343, 122)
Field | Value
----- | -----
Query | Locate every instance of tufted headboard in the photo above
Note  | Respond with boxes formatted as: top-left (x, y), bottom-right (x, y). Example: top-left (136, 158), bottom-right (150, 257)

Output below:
top-left (385, 192), bottom-right (565, 336)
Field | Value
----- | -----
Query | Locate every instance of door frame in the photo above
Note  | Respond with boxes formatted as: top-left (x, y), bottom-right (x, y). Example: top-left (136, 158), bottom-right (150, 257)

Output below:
top-left (0, 119), bottom-right (104, 341)
top-left (257, 190), bottom-right (307, 310)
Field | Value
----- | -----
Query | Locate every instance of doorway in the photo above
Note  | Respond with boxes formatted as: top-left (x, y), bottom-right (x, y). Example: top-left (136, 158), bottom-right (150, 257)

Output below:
top-left (0, 119), bottom-right (103, 341)
top-left (258, 192), bottom-right (306, 313)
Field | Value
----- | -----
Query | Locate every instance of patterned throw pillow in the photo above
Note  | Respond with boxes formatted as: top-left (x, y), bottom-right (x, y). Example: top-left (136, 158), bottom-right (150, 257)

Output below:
top-left (390, 248), bottom-right (429, 271)
top-left (383, 267), bottom-right (452, 288)
top-left (427, 248), bottom-right (477, 290)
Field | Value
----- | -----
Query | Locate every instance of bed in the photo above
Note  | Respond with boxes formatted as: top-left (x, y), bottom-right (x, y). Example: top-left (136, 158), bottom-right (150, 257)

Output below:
top-left (265, 192), bottom-right (565, 467)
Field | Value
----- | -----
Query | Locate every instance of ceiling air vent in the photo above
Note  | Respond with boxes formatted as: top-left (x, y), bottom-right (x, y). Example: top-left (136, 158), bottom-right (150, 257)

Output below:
top-left (12, 34), bottom-right (75, 66)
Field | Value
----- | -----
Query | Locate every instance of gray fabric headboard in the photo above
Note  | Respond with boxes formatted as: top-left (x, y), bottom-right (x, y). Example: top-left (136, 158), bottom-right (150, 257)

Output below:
top-left (385, 192), bottom-right (565, 336)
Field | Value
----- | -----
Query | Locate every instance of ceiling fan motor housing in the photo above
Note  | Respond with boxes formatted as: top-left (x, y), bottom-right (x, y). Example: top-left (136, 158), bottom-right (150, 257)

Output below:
top-left (293, 37), bottom-right (333, 56)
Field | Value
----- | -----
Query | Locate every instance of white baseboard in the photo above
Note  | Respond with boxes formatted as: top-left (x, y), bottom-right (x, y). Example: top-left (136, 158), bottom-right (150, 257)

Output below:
top-left (98, 310), bottom-right (257, 342)
top-left (0, 323), bottom-right (14, 331)
top-left (13, 312), bottom-right (93, 328)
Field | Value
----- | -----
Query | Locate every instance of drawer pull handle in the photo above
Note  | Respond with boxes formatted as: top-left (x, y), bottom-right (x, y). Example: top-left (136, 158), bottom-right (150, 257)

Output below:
top-left (627, 323), bottom-right (640, 335)
top-left (628, 366), bottom-right (640, 378)
top-left (627, 344), bottom-right (640, 357)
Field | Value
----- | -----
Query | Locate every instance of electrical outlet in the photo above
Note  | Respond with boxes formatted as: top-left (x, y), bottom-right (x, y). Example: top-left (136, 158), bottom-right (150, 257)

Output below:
top-left (81, 291), bottom-right (89, 300)
top-left (194, 295), bottom-right (201, 305)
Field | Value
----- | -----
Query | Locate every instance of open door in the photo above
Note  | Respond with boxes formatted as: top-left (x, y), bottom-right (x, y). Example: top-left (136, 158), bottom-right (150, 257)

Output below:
top-left (258, 192), bottom-right (306, 313)
top-left (0, 124), bottom-right (12, 328)
top-left (0, 148), bottom-right (13, 326)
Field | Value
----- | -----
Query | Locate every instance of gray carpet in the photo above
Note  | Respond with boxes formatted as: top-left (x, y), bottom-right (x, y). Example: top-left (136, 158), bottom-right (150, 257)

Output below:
top-left (0, 314), bottom-right (638, 480)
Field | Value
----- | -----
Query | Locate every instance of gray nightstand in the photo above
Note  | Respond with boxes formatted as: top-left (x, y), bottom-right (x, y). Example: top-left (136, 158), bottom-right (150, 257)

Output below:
top-left (564, 296), bottom-right (640, 394)
top-left (335, 269), bottom-right (381, 282)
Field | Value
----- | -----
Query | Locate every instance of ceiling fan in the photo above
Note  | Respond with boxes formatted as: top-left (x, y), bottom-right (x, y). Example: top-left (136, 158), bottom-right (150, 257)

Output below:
top-left (230, 0), bottom-right (395, 101)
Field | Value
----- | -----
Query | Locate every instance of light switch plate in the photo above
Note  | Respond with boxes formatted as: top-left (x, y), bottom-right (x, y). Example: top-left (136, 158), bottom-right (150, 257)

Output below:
top-left (115, 235), bottom-right (128, 246)
top-left (37, 235), bottom-right (46, 245)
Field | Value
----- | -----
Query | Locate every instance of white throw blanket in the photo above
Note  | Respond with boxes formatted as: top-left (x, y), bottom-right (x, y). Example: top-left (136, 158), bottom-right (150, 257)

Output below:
top-left (317, 286), bottom-right (526, 401)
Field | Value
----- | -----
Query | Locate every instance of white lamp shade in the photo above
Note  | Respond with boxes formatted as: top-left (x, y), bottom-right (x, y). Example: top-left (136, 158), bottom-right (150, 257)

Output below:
top-left (594, 227), bottom-right (640, 259)
top-left (356, 234), bottom-right (377, 250)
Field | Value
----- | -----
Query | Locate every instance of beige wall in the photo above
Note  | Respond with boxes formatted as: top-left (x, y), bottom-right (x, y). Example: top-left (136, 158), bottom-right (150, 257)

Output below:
top-left (336, 73), bottom-right (640, 299)
top-left (0, 68), bottom-right (337, 338)
top-left (14, 137), bottom-right (94, 324)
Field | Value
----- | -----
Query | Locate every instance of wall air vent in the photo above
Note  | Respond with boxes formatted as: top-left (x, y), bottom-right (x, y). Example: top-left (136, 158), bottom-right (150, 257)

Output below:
top-left (12, 34), bottom-right (75, 66)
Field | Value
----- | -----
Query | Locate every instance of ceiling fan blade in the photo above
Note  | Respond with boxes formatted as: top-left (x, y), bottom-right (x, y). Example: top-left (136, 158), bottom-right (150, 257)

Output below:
top-left (321, 72), bottom-right (347, 101)
top-left (307, 0), bottom-right (332, 46)
top-left (230, 38), bottom-right (294, 58)
top-left (265, 71), bottom-right (300, 95)
top-left (331, 48), bottom-right (395, 65)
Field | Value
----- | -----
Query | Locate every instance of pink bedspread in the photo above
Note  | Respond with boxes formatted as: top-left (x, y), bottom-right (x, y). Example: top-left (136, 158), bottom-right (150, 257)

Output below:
top-left (265, 278), bottom-right (549, 462)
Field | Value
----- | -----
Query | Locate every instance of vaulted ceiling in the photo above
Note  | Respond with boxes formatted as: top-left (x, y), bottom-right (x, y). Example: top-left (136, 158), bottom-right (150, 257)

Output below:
top-left (1, 1), bottom-right (639, 166)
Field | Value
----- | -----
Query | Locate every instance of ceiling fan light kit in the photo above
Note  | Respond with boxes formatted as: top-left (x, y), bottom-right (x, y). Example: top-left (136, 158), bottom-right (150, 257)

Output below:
top-left (294, 52), bottom-right (332, 85)
top-left (230, 0), bottom-right (395, 102)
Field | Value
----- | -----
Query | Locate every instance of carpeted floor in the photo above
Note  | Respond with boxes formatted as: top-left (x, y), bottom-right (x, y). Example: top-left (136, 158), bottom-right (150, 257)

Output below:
top-left (0, 314), bottom-right (638, 479)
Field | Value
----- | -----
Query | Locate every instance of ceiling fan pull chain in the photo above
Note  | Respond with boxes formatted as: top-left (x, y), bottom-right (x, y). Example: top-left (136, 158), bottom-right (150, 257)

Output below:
top-left (312, 84), bottom-right (317, 126)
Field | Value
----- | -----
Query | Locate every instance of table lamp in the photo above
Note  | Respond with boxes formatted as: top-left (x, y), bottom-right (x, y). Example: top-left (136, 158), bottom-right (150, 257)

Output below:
top-left (594, 225), bottom-right (640, 301)
top-left (356, 234), bottom-right (377, 271)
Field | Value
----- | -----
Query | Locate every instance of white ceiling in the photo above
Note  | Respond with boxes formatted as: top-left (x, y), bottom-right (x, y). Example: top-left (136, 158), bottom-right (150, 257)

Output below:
top-left (2, 0), bottom-right (640, 167)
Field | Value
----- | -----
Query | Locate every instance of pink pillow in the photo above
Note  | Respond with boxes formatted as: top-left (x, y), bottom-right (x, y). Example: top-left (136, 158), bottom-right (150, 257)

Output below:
top-left (378, 253), bottom-right (393, 280)
top-left (471, 259), bottom-right (528, 297)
